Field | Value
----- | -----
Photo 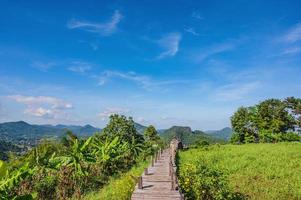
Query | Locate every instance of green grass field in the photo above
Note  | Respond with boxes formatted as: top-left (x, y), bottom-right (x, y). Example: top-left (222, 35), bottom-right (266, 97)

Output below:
top-left (178, 143), bottom-right (301, 200)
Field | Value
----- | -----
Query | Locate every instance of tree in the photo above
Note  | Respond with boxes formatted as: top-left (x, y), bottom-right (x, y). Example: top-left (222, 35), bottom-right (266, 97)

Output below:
top-left (144, 125), bottom-right (159, 142)
top-left (50, 136), bottom-right (94, 177)
top-left (285, 97), bottom-right (301, 132)
top-left (230, 107), bottom-right (255, 143)
top-left (255, 99), bottom-right (294, 133)
top-left (231, 97), bottom-right (301, 144)
top-left (102, 114), bottom-right (143, 145)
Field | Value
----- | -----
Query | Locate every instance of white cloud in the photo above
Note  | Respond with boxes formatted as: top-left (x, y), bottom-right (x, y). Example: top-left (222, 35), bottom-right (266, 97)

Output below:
top-left (197, 43), bottom-right (235, 61)
top-left (281, 46), bottom-right (301, 55)
top-left (24, 107), bottom-right (54, 118)
top-left (96, 70), bottom-right (189, 91)
top-left (184, 27), bottom-right (199, 36)
top-left (98, 107), bottom-right (130, 120)
top-left (8, 95), bottom-right (73, 119)
top-left (98, 70), bottom-right (150, 87)
top-left (9, 95), bottom-right (72, 109)
top-left (191, 11), bottom-right (203, 20)
top-left (68, 61), bottom-right (92, 74)
top-left (67, 10), bottom-right (123, 36)
top-left (31, 61), bottom-right (56, 71)
top-left (214, 81), bottom-right (260, 101)
top-left (156, 32), bottom-right (181, 59)
top-left (281, 22), bottom-right (301, 43)
top-left (194, 41), bottom-right (238, 62)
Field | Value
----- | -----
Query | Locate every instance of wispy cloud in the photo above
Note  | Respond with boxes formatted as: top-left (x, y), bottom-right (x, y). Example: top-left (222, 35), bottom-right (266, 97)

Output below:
top-left (281, 22), bottom-right (301, 43)
top-left (280, 46), bottom-right (301, 56)
top-left (272, 22), bottom-right (301, 57)
top-left (184, 27), bottom-right (199, 36)
top-left (31, 61), bottom-right (56, 71)
top-left (67, 10), bottom-right (123, 36)
top-left (97, 70), bottom-right (150, 88)
top-left (68, 61), bottom-right (92, 74)
top-left (156, 32), bottom-right (181, 59)
top-left (191, 11), bottom-right (204, 20)
top-left (193, 40), bottom-right (240, 62)
top-left (214, 81), bottom-right (260, 101)
top-left (96, 70), bottom-right (189, 91)
top-left (98, 107), bottom-right (130, 120)
top-left (8, 95), bottom-right (73, 119)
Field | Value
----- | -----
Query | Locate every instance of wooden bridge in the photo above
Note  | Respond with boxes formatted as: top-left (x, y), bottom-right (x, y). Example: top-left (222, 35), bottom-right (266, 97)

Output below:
top-left (131, 138), bottom-right (183, 200)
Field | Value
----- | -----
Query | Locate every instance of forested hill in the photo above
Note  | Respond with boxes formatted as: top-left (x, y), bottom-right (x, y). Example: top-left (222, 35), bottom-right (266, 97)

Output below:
top-left (0, 121), bottom-right (101, 145)
top-left (134, 122), bottom-right (147, 134)
top-left (205, 127), bottom-right (232, 140)
top-left (160, 126), bottom-right (225, 145)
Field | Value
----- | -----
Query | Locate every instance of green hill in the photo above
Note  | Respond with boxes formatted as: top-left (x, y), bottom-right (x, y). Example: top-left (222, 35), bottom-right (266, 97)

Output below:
top-left (0, 121), bottom-right (101, 146)
top-left (134, 123), bottom-right (147, 134)
top-left (205, 127), bottom-right (232, 140)
top-left (160, 126), bottom-right (225, 145)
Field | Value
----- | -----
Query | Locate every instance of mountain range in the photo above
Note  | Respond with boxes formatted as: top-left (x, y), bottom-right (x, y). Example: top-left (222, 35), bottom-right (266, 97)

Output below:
top-left (0, 121), bottom-right (232, 160)
top-left (0, 121), bottom-right (101, 145)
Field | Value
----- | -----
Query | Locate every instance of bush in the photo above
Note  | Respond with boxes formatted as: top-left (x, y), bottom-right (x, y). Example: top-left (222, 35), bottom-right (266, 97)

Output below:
top-left (259, 131), bottom-right (301, 143)
top-left (178, 161), bottom-right (245, 200)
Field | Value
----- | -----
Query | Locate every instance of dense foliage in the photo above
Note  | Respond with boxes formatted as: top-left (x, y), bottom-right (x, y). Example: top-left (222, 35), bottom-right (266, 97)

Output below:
top-left (231, 97), bottom-right (301, 143)
top-left (178, 143), bottom-right (301, 200)
top-left (0, 114), bottom-right (163, 200)
top-left (83, 159), bottom-right (149, 200)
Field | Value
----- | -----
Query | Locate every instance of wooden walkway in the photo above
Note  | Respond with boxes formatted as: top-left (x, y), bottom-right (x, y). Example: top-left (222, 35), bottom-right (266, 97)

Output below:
top-left (131, 149), bottom-right (182, 200)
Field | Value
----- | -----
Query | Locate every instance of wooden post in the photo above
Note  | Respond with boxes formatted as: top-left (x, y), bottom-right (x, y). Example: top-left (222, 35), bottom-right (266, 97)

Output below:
top-left (144, 167), bottom-right (148, 175)
top-left (169, 161), bottom-right (172, 176)
top-left (171, 171), bottom-right (175, 190)
top-left (151, 155), bottom-right (154, 167)
top-left (138, 176), bottom-right (143, 189)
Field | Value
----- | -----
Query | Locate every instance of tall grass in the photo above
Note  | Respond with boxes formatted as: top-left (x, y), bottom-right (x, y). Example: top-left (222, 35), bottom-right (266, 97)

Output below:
top-left (84, 159), bottom-right (149, 200)
top-left (178, 143), bottom-right (301, 200)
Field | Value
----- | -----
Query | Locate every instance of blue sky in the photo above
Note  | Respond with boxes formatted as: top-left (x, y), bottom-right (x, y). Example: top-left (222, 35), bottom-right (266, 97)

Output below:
top-left (0, 0), bottom-right (301, 130)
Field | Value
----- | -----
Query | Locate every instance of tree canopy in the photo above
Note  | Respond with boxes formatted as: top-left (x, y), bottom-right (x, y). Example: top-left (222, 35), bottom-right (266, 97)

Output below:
top-left (231, 97), bottom-right (301, 143)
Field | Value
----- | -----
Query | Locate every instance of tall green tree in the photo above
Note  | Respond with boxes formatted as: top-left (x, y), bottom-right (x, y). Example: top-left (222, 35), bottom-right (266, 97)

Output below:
top-left (231, 107), bottom-right (255, 143)
top-left (230, 97), bottom-right (301, 143)
top-left (144, 125), bottom-right (159, 142)
top-left (101, 114), bottom-right (143, 145)
top-left (285, 97), bottom-right (301, 131)
top-left (255, 99), bottom-right (294, 133)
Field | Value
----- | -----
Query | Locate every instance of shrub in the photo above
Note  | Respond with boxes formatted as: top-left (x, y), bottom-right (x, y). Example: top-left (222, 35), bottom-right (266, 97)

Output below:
top-left (178, 162), bottom-right (245, 200)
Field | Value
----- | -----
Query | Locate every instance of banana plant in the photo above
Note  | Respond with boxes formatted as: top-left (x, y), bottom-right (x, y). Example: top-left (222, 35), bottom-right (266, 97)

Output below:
top-left (92, 136), bottom-right (131, 172)
top-left (128, 136), bottom-right (143, 159)
top-left (0, 162), bottom-right (35, 200)
top-left (0, 161), bottom-right (8, 179)
top-left (51, 136), bottom-right (95, 177)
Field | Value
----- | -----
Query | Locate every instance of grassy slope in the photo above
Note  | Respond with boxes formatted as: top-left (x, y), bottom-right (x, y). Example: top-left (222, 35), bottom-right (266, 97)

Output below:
top-left (84, 159), bottom-right (149, 200)
top-left (179, 143), bottom-right (301, 200)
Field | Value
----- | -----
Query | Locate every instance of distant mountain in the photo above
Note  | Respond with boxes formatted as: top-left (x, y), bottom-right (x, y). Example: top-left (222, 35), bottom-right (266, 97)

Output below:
top-left (53, 124), bottom-right (101, 137)
top-left (160, 126), bottom-right (225, 145)
top-left (134, 122), bottom-right (147, 134)
top-left (0, 121), bottom-right (101, 146)
top-left (205, 127), bottom-right (232, 140)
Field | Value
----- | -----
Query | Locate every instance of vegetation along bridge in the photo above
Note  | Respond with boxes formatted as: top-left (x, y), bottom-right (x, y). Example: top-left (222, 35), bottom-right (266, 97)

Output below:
top-left (131, 138), bottom-right (183, 200)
